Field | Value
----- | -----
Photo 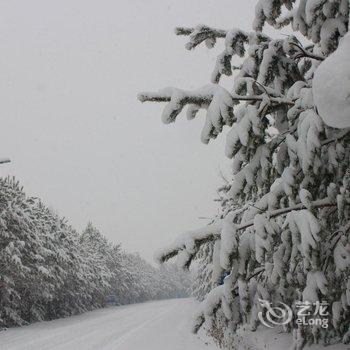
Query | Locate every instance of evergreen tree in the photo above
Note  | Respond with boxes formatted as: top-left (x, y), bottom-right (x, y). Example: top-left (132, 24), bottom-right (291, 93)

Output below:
top-left (80, 223), bottom-right (113, 307)
top-left (139, 1), bottom-right (350, 348)
top-left (0, 177), bottom-right (191, 328)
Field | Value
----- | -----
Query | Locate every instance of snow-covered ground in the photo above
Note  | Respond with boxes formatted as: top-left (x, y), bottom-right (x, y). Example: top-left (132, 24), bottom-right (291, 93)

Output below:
top-left (2, 298), bottom-right (349, 350)
top-left (0, 298), bottom-right (218, 350)
top-left (234, 327), bottom-right (350, 350)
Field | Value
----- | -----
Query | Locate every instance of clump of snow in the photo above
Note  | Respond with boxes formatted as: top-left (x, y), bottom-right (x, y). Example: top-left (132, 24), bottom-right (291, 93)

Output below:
top-left (313, 32), bottom-right (350, 128)
top-left (302, 271), bottom-right (328, 302)
top-left (220, 212), bottom-right (238, 269)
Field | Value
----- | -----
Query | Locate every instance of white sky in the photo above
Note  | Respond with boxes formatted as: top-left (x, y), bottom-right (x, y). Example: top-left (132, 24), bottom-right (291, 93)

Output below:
top-left (0, 0), bottom-right (257, 262)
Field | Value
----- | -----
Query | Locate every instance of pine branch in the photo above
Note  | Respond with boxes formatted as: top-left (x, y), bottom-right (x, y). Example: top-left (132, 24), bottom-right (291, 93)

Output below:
top-left (174, 25), bottom-right (228, 50)
top-left (321, 128), bottom-right (350, 146)
top-left (138, 90), bottom-right (294, 106)
top-left (289, 42), bottom-right (325, 61)
top-left (0, 158), bottom-right (10, 164)
top-left (174, 27), bottom-right (194, 36)
top-left (175, 26), bottom-right (227, 37)
top-left (159, 198), bottom-right (336, 264)
top-left (175, 25), bottom-right (227, 39)
top-left (193, 267), bottom-right (264, 334)
top-left (174, 25), bottom-right (270, 52)
top-left (238, 198), bottom-right (335, 230)
top-left (323, 221), bottom-right (350, 271)
top-left (138, 91), bottom-right (211, 104)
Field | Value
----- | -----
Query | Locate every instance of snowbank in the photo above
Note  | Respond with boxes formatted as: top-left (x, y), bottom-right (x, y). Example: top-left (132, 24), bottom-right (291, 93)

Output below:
top-left (234, 326), bottom-right (349, 350)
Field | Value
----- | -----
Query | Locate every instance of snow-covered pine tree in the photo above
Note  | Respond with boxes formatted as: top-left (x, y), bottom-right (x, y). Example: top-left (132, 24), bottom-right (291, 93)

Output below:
top-left (0, 178), bottom-right (91, 325)
top-left (139, 1), bottom-right (350, 348)
top-left (31, 203), bottom-right (87, 320)
top-left (0, 176), bottom-right (191, 328)
top-left (0, 177), bottom-right (41, 326)
top-left (80, 223), bottom-right (114, 307)
top-left (107, 244), bottom-right (133, 305)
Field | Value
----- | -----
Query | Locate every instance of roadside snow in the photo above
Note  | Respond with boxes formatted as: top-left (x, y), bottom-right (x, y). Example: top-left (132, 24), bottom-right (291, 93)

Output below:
top-left (234, 326), bottom-right (350, 350)
top-left (0, 298), bottom-right (218, 350)
top-left (1, 298), bottom-right (348, 350)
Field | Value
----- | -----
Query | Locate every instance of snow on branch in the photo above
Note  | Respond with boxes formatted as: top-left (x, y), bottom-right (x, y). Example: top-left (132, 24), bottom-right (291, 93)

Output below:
top-left (321, 128), bottom-right (350, 146)
top-left (155, 221), bottom-right (222, 267)
top-left (253, 0), bottom-right (348, 56)
top-left (323, 221), bottom-right (350, 272)
top-left (174, 26), bottom-right (272, 83)
top-left (175, 25), bottom-right (227, 49)
top-left (289, 42), bottom-right (325, 61)
top-left (139, 85), bottom-right (235, 143)
top-left (192, 266), bottom-right (265, 334)
top-left (234, 198), bottom-right (335, 230)
top-left (138, 85), bottom-right (293, 144)
top-left (138, 88), bottom-right (292, 105)
top-left (157, 198), bottom-right (336, 266)
top-left (192, 285), bottom-right (224, 334)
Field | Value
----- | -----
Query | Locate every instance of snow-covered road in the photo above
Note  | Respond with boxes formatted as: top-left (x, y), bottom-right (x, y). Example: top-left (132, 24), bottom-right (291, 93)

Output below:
top-left (0, 298), bottom-right (217, 350)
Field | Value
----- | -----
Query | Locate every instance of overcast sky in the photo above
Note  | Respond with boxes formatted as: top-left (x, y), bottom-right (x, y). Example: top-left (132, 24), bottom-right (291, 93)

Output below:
top-left (0, 0), bottom-right (257, 262)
